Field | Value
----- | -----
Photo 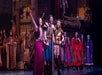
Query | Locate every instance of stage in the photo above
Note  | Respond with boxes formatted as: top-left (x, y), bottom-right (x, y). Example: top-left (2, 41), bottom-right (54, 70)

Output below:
top-left (0, 67), bottom-right (102, 75)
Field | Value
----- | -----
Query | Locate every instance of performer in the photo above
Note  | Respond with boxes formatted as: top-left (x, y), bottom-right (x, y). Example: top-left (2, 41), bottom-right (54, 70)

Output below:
top-left (30, 12), bottom-right (44, 75)
top-left (85, 35), bottom-right (93, 66)
top-left (53, 20), bottom-right (64, 74)
top-left (23, 31), bottom-right (30, 69)
top-left (48, 15), bottom-right (56, 26)
top-left (44, 15), bottom-right (55, 75)
top-left (64, 35), bottom-right (72, 67)
top-left (2, 29), bottom-right (7, 67)
top-left (6, 30), bottom-right (17, 70)
top-left (71, 32), bottom-right (82, 67)
top-left (54, 20), bottom-right (63, 58)
top-left (44, 15), bottom-right (55, 64)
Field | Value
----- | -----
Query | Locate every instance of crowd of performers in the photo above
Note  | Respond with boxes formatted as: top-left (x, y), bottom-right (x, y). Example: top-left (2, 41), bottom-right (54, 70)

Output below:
top-left (29, 10), bottom-right (93, 75)
top-left (0, 29), bottom-right (17, 70)
top-left (0, 23), bottom-right (32, 70)
top-left (0, 10), bottom-right (93, 75)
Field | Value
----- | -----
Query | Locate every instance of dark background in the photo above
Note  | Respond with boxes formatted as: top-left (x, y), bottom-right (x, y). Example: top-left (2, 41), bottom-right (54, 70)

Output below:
top-left (89, 0), bottom-right (102, 66)
top-left (0, 0), bottom-right (101, 66)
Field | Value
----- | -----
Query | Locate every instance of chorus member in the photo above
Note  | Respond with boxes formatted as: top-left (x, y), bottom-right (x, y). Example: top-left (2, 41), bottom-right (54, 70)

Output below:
top-left (6, 30), bottom-right (17, 70)
top-left (85, 35), bottom-right (93, 66)
top-left (71, 32), bottom-right (82, 67)
top-left (64, 36), bottom-right (72, 67)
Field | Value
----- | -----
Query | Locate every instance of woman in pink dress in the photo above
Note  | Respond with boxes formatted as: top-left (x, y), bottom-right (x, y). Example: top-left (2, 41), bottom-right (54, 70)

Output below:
top-left (30, 12), bottom-right (44, 75)
top-left (64, 36), bottom-right (72, 67)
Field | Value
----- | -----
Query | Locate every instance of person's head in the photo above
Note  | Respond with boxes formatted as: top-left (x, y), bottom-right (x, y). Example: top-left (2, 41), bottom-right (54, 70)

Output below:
top-left (12, 25), bottom-right (16, 35)
top-left (56, 19), bottom-right (61, 28)
top-left (10, 30), bottom-right (13, 36)
top-left (64, 32), bottom-right (67, 36)
top-left (3, 29), bottom-right (5, 33)
top-left (11, 19), bottom-right (15, 25)
top-left (66, 36), bottom-right (70, 43)
top-left (75, 32), bottom-right (78, 38)
top-left (0, 30), bottom-right (2, 34)
top-left (81, 34), bottom-right (84, 39)
top-left (49, 15), bottom-right (53, 23)
top-left (39, 18), bottom-right (43, 26)
top-left (87, 34), bottom-right (90, 40)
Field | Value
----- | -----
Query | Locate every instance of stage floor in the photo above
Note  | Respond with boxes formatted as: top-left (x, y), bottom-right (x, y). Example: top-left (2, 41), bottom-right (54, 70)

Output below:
top-left (0, 67), bottom-right (102, 75)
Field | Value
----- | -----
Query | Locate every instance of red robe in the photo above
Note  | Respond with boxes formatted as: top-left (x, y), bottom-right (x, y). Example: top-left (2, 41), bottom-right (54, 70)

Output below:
top-left (71, 37), bottom-right (82, 66)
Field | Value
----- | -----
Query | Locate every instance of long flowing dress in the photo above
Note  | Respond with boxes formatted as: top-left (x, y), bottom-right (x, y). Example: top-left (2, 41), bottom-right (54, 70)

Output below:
top-left (64, 39), bottom-right (72, 66)
top-left (85, 39), bottom-right (93, 66)
top-left (71, 37), bottom-right (82, 66)
top-left (6, 36), bottom-right (17, 69)
top-left (33, 29), bottom-right (44, 75)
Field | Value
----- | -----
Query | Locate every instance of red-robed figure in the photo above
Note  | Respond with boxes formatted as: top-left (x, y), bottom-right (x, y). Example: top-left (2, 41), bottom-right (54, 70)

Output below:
top-left (71, 32), bottom-right (82, 66)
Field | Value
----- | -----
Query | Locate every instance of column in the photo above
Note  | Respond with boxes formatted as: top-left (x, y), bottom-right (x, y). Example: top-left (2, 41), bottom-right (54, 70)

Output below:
top-left (31, 0), bottom-right (38, 21)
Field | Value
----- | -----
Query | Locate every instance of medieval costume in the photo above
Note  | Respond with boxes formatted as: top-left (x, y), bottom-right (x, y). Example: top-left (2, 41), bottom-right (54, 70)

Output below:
top-left (85, 35), bottom-right (93, 66)
top-left (64, 36), bottom-right (72, 67)
top-left (53, 20), bottom-right (64, 74)
top-left (23, 31), bottom-right (30, 69)
top-left (6, 31), bottom-right (17, 70)
top-left (44, 22), bottom-right (51, 63)
top-left (44, 15), bottom-right (56, 75)
top-left (71, 32), bottom-right (82, 66)
top-left (54, 20), bottom-right (63, 59)
top-left (43, 22), bottom-right (51, 75)
top-left (44, 21), bottom-right (55, 62)
top-left (1, 29), bottom-right (7, 67)
top-left (30, 12), bottom-right (44, 75)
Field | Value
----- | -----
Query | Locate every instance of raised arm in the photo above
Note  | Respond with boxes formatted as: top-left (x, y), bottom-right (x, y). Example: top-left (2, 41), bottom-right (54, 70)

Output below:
top-left (29, 12), bottom-right (38, 30)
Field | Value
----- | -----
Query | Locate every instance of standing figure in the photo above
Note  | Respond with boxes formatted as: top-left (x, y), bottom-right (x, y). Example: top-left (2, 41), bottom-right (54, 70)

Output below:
top-left (2, 29), bottom-right (7, 67)
top-left (30, 12), bottom-right (44, 75)
top-left (85, 35), bottom-right (93, 66)
top-left (71, 32), bottom-right (82, 67)
top-left (44, 15), bottom-right (55, 75)
top-left (53, 20), bottom-right (64, 73)
top-left (23, 31), bottom-right (30, 69)
top-left (64, 36), bottom-right (72, 67)
top-left (44, 15), bottom-right (56, 63)
top-left (6, 30), bottom-right (17, 70)
top-left (54, 20), bottom-right (63, 59)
